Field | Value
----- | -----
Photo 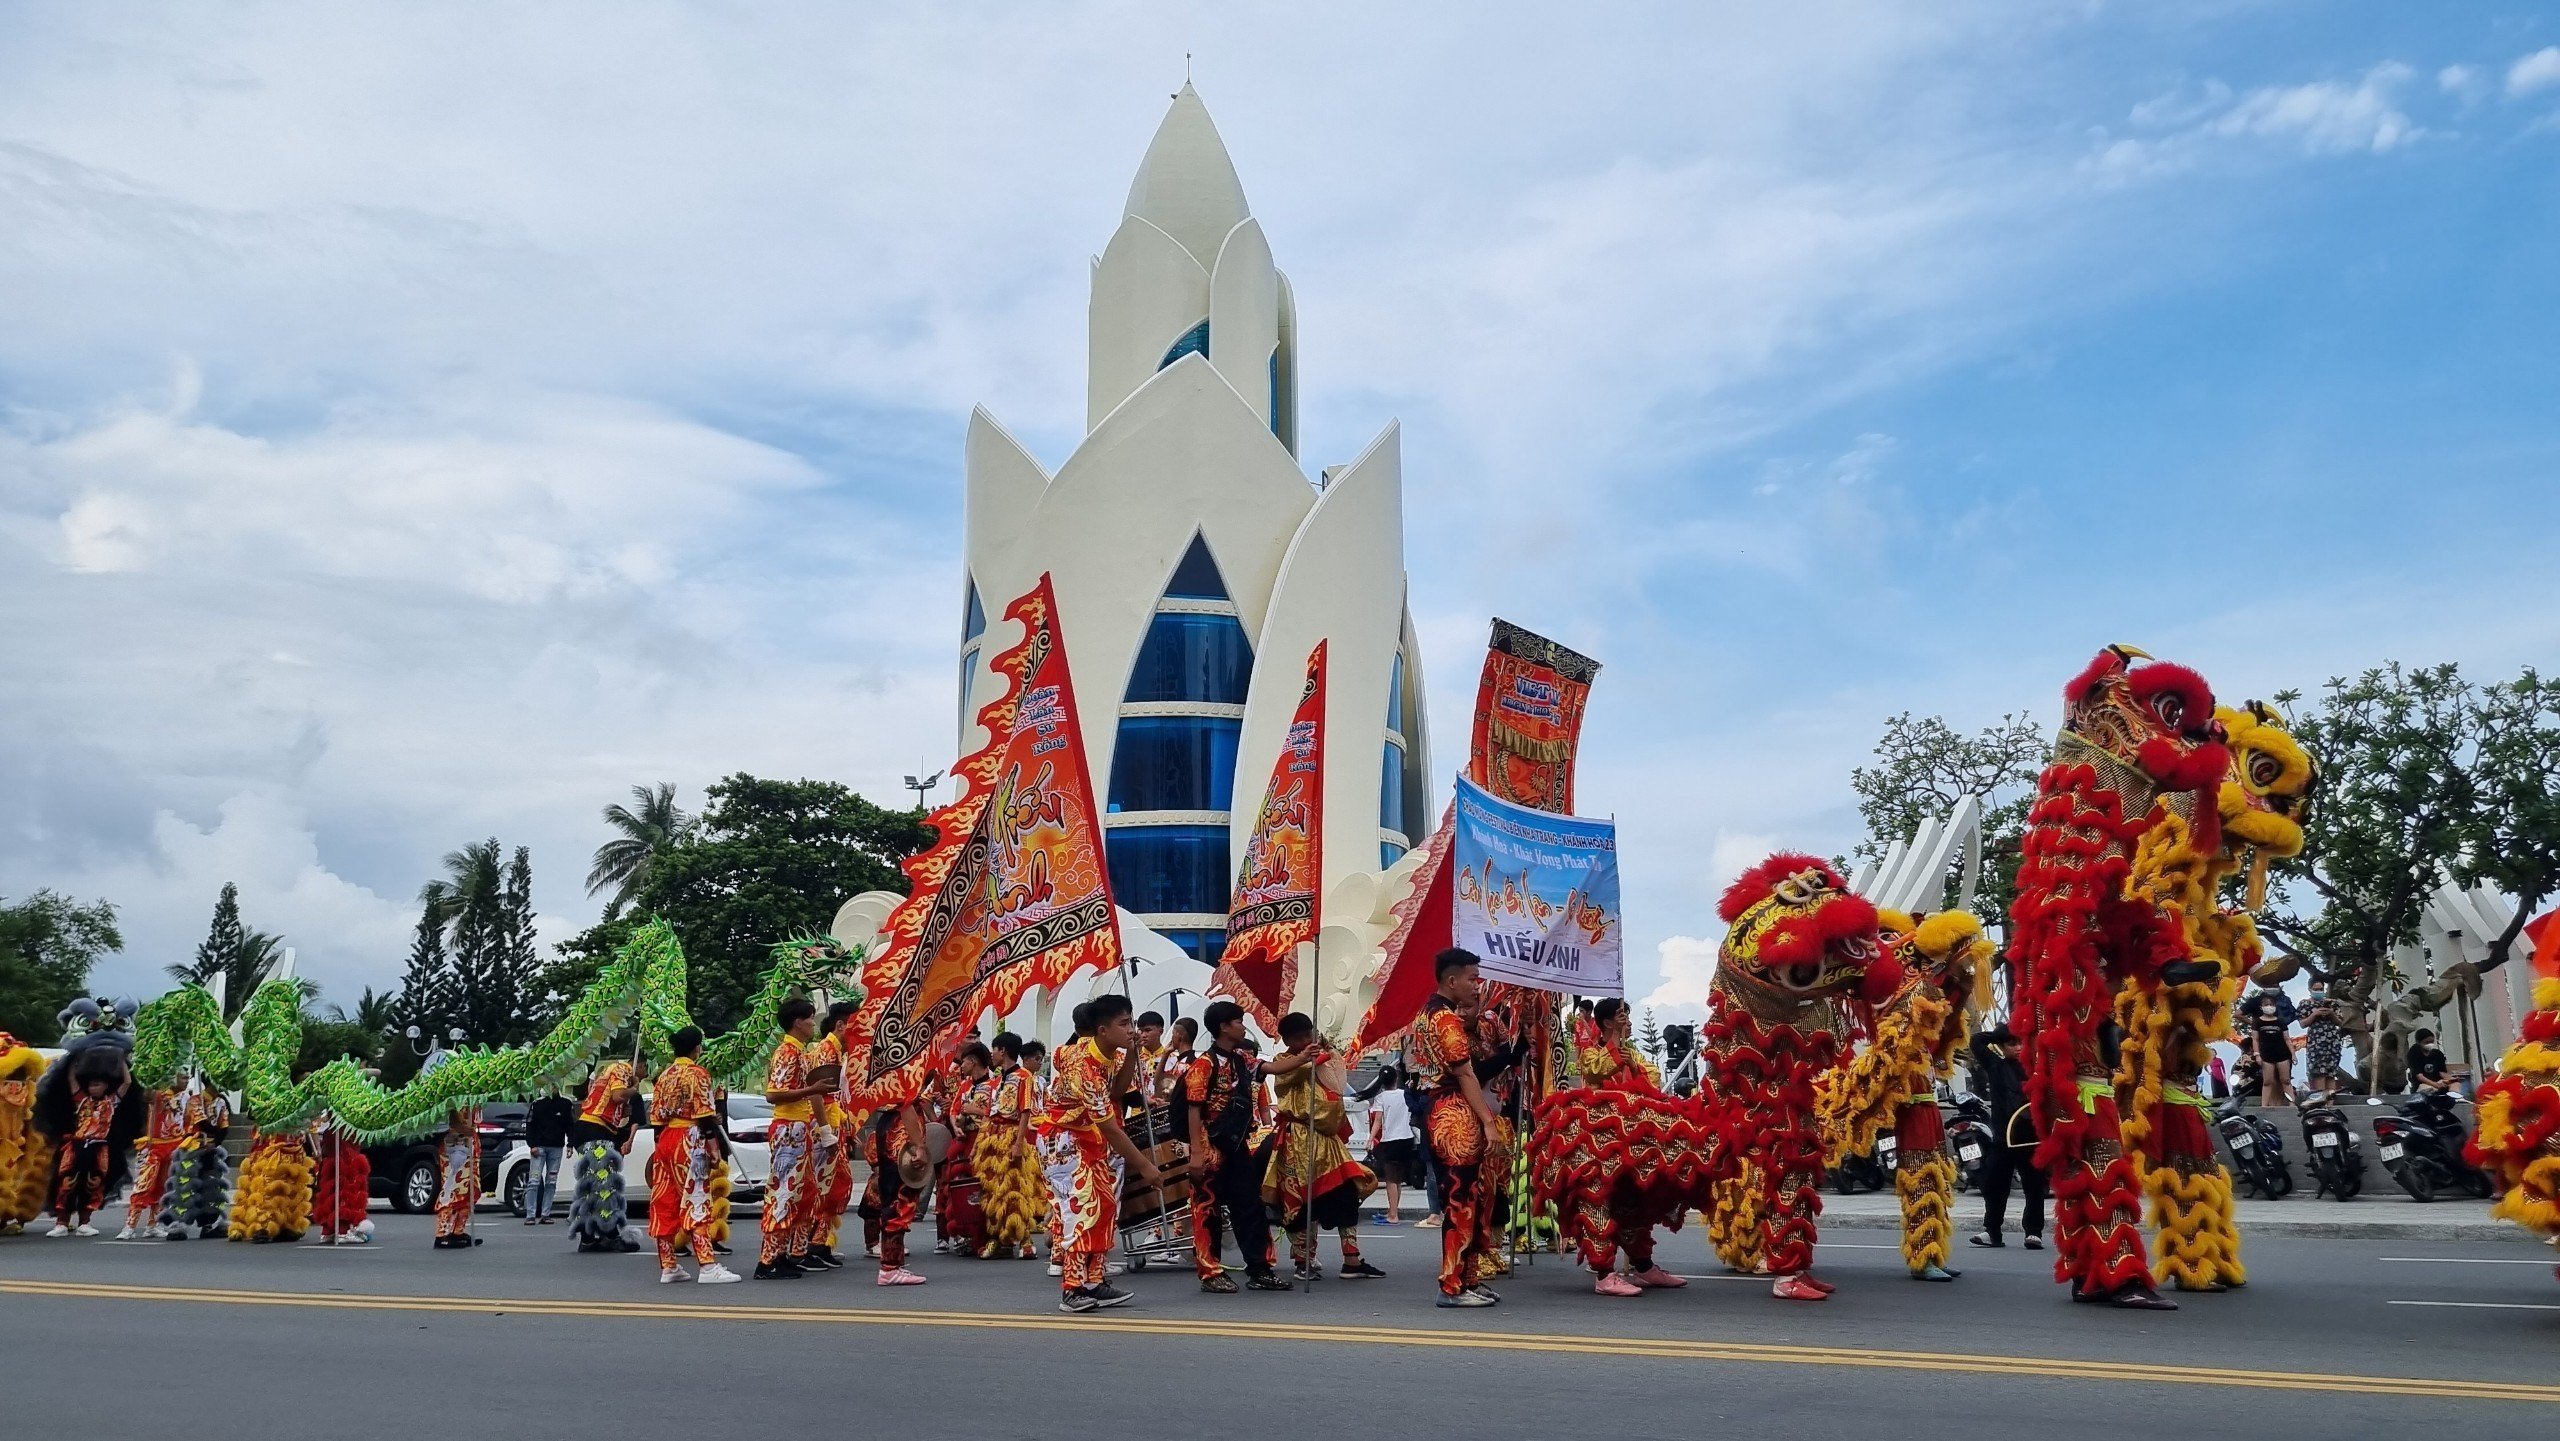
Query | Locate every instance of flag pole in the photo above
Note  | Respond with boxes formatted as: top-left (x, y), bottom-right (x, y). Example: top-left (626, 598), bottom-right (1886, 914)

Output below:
top-left (1302, 937), bottom-right (1321, 1294)
top-left (1113, 946), bottom-right (1171, 1263)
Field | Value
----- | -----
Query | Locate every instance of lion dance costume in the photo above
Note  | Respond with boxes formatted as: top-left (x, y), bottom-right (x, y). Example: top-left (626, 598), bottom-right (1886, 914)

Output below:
top-left (2008, 646), bottom-right (2228, 1309)
top-left (1530, 1022), bottom-right (1712, 1296)
top-left (0, 1033), bottom-right (48, 1234)
top-left (311, 1111), bottom-right (373, 1243)
top-left (2469, 910), bottom-right (2560, 1283)
top-left (227, 1123), bottom-right (314, 1243)
top-left (121, 1088), bottom-right (185, 1238)
top-left (162, 1079), bottom-right (233, 1239)
top-left (33, 1001), bottom-right (149, 1234)
top-left (1700, 854), bottom-right (1881, 1300)
top-left (973, 1060), bottom-right (1044, 1258)
top-left (569, 1060), bottom-right (637, 1253)
top-left (2114, 701), bottom-right (2314, 1293)
top-left (1819, 909), bottom-right (1993, 1282)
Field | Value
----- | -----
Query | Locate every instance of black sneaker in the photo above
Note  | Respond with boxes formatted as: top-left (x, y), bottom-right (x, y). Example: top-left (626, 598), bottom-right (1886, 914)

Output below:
top-left (1059, 1288), bottom-right (1102, 1314)
top-left (1086, 1282), bottom-right (1134, 1308)
top-left (1244, 1273), bottom-right (1294, 1292)
top-left (711, 1241), bottom-right (733, 1255)
top-left (1293, 1264), bottom-right (1321, 1283)
top-left (1341, 1259), bottom-right (1387, 1279)
top-left (754, 1260), bottom-right (804, 1280)
top-left (806, 1246), bottom-right (842, 1269)
top-left (793, 1252), bottom-right (832, 1272)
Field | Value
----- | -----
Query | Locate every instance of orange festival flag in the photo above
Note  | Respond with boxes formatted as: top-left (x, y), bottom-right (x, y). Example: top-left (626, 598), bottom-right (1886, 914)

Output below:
top-left (1354, 619), bottom-right (1600, 1051)
top-left (844, 574), bottom-right (1121, 1106)
top-left (1215, 641), bottom-right (1327, 1033)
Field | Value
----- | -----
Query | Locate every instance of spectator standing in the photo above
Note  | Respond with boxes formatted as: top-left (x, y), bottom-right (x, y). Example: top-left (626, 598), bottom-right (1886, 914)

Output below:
top-left (2206, 1051), bottom-right (2230, 1100)
top-left (1965, 1025), bottom-right (2046, 1251)
top-left (2240, 985), bottom-right (2297, 1107)
top-left (523, 1086), bottom-right (575, 1225)
top-left (1364, 1065), bottom-right (1418, 1225)
top-left (2300, 978), bottom-right (2347, 1096)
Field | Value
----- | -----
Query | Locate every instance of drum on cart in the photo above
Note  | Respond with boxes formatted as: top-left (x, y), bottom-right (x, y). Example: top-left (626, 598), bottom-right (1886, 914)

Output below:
top-left (1117, 1137), bottom-right (1194, 1270)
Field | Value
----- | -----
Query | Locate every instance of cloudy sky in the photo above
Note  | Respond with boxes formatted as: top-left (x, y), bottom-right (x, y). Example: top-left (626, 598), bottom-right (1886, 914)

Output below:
top-left (5, 2), bottom-right (2555, 1021)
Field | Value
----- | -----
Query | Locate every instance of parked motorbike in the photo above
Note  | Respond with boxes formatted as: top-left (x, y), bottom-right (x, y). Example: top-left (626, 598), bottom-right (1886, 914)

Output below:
top-left (2296, 1092), bottom-right (2363, 1201)
top-left (1829, 1140), bottom-right (1891, 1195)
top-left (1944, 1092), bottom-right (1996, 1194)
top-left (2372, 1090), bottom-right (2493, 1202)
top-left (2215, 1096), bottom-right (2293, 1200)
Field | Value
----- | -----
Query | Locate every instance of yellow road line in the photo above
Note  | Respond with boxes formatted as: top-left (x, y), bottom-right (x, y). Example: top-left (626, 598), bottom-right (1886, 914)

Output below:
top-left (6, 1279), bottom-right (2556, 1404)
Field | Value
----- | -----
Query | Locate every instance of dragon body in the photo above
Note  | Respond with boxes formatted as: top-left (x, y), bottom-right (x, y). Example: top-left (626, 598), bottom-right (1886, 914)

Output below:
top-left (2009, 646), bottom-right (2229, 1309)
top-left (127, 924), bottom-right (859, 1143)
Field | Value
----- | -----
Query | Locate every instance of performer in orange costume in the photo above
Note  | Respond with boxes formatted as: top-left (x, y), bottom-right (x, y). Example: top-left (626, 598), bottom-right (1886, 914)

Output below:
top-left (431, 1102), bottom-right (482, 1249)
top-left (1036, 994), bottom-right (1161, 1314)
top-left (1409, 948), bottom-right (1512, 1308)
top-left (805, 1001), bottom-right (857, 1269)
top-left (120, 1086), bottom-right (185, 1239)
top-left (647, 1025), bottom-right (740, 1284)
top-left (1184, 1001), bottom-right (1287, 1293)
top-left (758, 998), bottom-right (834, 1279)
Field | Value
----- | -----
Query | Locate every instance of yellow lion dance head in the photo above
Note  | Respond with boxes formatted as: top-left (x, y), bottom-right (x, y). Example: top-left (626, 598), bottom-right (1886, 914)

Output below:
top-left (2215, 701), bottom-right (2315, 859)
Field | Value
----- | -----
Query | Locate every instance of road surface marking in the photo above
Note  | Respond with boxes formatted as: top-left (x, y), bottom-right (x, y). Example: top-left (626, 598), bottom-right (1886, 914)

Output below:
top-left (1815, 1242), bottom-right (1900, 1250)
top-left (2377, 1257), bottom-right (2555, 1266)
top-left (7, 1280), bottom-right (2558, 1403)
top-left (2388, 1300), bottom-right (2560, 1312)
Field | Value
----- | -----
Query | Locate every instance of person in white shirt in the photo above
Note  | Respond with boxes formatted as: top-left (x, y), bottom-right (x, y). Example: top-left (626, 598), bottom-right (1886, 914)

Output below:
top-left (1364, 1064), bottom-right (1419, 1225)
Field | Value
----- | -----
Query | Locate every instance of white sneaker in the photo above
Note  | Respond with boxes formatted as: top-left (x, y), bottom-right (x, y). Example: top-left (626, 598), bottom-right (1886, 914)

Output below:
top-left (1105, 1261), bottom-right (1126, 1276)
top-left (660, 1267), bottom-right (687, 1284)
top-left (697, 1264), bottom-right (742, 1285)
top-left (116, 1226), bottom-right (137, 1240)
top-left (74, 1223), bottom-right (99, 1236)
top-left (1046, 1261), bottom-right (1064, 1276)
top-left (45, 1224), bottom-right (71, 1238)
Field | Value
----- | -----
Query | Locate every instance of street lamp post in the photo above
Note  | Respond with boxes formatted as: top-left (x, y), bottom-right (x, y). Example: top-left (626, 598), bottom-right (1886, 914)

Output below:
top-left (404, 1024), bottom-right (466, 1058)
top-left (904, 771), bottom-right (943, 812)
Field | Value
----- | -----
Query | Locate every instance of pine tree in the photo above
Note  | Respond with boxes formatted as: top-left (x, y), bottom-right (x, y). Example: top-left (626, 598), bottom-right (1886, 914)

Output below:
top-left (394, 906), bottom-right (456, 1039)
top-left (494, 846), bottom-right (542, 1042)
top-left (1637, 1007), bottom-right (1664, 1063)
top-left (171, 882), bottom-right (246, 993)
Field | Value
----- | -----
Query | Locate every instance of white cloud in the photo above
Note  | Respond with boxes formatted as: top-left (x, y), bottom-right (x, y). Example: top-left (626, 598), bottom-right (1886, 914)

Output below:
top-left (2097, 62), bottom-right (2427, 178)
top-left (2508, 47), bottom-right (2560, 97)
top-left (2438, 64), bottom-right (2487, 103)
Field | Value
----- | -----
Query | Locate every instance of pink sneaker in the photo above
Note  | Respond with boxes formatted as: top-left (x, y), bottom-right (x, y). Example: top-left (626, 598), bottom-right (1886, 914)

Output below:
top-left (1772, 1274), bottom-right (1828, 1301)
top-left (1593, 1271), bottom-right (1644, 1297)
top-left (877, 1267), bottom-right (927, 1287)
top-left (1627, 1265), bottom-right (1687, 1289)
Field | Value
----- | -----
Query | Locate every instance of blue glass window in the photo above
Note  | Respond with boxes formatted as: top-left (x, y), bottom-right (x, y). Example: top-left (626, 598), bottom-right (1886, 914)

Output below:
top-left (1381, 842), bottom-right (1409, 870)
top-left (1159, 928), bottom-right (1232, 967)
top-left (1379, 741), bottom-right (1407, 839)
top-left (1105, 825), bottom-right (1232, 917)
top-left (1268, 348), bottom-right (1285, 440)
top-left (1163, 534), bottom-right (1231, 600)
top-left (1159, 320), bottom-right (1210, 369)
top-left (1108, 716), bottom-right (1241, 813)
top-left (957, 647), bottom-right (979, 734)
top-left (1124, 613), bottom-right (1252, 704)
top-left (962, 581), bottom-right (986, 643)
top-left (1385, 650), bottom-right (1406, 734)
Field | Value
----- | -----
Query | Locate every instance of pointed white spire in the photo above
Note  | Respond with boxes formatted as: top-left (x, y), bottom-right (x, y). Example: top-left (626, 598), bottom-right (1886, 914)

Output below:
top-left (1123, 83), bottom-right (1250, 268)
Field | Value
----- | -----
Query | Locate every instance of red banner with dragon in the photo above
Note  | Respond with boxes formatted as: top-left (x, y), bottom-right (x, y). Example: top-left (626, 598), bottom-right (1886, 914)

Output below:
top-left (1214, 641), bottom-right (1327, 1033)
top-left (845, 574), bottom-right (1120, 1105)
top-left (1355, 619), bottom-right (1600, 1051)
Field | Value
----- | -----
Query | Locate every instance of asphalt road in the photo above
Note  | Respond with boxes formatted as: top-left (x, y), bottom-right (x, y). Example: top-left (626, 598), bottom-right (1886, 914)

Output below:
top-left (5, 1210), bottom-right (2556, 1440)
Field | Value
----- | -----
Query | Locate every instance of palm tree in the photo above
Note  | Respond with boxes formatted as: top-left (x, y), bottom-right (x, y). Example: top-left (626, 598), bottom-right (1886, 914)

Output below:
top-left (586, 783), bottom-right (692, 920)
top-left (423, 838), bottom-right (504, 924)
top-left (328, 986), bottom-right (400, 1036)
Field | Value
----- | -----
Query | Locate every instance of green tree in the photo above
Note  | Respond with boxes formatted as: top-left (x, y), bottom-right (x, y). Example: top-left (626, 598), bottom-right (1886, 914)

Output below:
top-left (166, 884), bottom-right (309, 1022)
top-left (548, 774), bottom-right (928, 1033)
top-left (1636, 1007), bottom-right (1664, 1064)
top-left (2260, 664), bottom-right (2486, 1088)
top-left (1849, 710), bottom-right (2047, 932)
top-left (392, 905), bottom-right (458, 1041)
top-left (294, 1009), bottom-right (382, 1075)
top-left (0, 891), bottom-right (123, 1039)
top-left (587, 782), bottom-right (693, 921)
top-left (2453, 667), bottom-right (2560, 970)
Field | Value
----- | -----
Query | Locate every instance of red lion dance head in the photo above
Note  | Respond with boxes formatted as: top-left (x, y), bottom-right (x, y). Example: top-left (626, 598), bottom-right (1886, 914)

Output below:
top-left (1716, 853), bottom-right (1882, 1008)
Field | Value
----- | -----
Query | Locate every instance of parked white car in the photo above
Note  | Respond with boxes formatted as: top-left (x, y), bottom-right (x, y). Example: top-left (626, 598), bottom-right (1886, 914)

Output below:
top-left (499, 1094), bottom-right (774, 1218)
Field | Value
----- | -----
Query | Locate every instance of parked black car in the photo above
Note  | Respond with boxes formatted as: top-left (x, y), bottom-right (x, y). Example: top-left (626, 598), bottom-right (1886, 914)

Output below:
top-left (365, 1102), bottom-right (528, 1213)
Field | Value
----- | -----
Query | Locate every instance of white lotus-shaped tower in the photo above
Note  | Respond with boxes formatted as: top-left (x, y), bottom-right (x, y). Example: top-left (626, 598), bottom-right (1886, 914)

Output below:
top-left (958, 85), bottom-right (1432, 1011)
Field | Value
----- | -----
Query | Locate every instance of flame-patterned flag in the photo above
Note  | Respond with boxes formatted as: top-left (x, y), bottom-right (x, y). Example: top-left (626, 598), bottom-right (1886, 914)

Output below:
top-left (1215, 641), bottom-right (1327, 1033)
top-left (845, 574), bottom-right (1120, 1105)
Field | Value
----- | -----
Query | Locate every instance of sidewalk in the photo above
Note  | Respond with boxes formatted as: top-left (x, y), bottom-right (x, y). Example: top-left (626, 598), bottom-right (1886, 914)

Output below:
top-left (1813, 1187), bottom-right (2528, 1243)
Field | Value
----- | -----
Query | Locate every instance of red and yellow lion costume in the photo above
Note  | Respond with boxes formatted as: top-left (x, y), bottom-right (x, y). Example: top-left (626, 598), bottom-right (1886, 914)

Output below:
top-left (2009, 646), bottom-right (2229, 1310)
top-left (2469, 911), bottom-right (2560, 1282)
